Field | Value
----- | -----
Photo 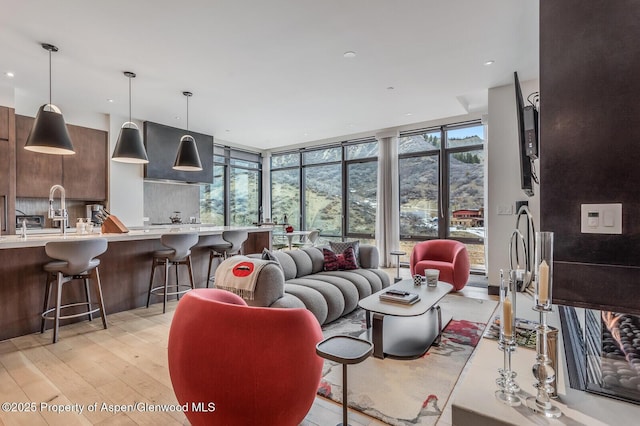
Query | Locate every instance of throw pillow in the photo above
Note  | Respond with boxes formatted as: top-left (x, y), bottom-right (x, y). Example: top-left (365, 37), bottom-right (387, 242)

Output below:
top-left (330, 240), bottom-right (360, 264)
top-left (323, 247), bottom-right (358, 271)
top-left (261, 248), bottom-right (283, 271)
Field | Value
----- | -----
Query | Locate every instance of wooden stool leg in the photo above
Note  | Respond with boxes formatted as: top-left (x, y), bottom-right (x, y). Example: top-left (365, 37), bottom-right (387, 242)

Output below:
top-left (147, 258), bottom-right (157, 308)
top-left (84, 277), bottom-right (93, 321)
top-left (93, 267), bottom-right (108, 330)
top-left (163, 259), bottom-right (169, 314)
top-left (53, 272), bottom-right (64, 344)
top-left (41, 273), bottom-right (53, 333)
top-left (187, 256), bottom-right (195, 290)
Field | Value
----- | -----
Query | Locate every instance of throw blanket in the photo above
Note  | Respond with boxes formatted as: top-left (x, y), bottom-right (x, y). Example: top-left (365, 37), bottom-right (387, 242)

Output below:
top-left (214, 258), bottom-right (272, 300)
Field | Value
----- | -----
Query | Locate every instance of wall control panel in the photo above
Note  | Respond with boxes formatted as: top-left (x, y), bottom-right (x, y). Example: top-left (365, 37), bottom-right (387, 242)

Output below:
top-left (580, 203), bottom-right (622, 234)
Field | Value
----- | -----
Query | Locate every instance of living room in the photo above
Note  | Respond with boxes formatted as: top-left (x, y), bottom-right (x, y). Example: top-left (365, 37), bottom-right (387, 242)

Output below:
top-left (1, 1), bottom-right (639, 425)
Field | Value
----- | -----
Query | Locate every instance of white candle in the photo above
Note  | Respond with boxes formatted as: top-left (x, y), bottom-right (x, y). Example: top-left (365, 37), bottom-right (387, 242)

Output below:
top-left (503, 297), bottom-right (513, 338)
top-left (538, 259), bottom-right (549, 305)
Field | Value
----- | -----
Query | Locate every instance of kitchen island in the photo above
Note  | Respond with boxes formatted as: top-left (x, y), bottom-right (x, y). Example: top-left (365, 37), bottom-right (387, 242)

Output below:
top-left (0, 225), bottom-right (272, 341)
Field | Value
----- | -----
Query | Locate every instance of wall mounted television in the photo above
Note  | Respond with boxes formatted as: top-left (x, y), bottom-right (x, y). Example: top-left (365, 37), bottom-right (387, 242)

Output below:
top-left (514, 71), bottom-right (539, 197)
top-left (143, 121), bottom-right (213, 183)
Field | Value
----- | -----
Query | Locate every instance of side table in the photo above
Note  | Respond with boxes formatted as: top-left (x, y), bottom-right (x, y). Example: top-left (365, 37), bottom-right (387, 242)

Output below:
top-left (316, 335), bottom-right (374, 426)
top-left (390, 250), bottom-right (406, 283)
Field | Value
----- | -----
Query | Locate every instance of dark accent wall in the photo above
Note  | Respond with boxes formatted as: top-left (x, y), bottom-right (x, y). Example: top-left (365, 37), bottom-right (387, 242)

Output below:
top-left (540, 0), bottom-right (640, 314)
top-left (143, 121), bottom-right (214, 183)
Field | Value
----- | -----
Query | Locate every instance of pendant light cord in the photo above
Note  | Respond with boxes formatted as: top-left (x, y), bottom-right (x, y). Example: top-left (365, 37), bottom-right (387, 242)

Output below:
top-left (128, 75), bottom-right (132, 122)
top-left (48, 48), bottom-right (52, 105)
top-left (186, 95), bottom-right (189, 131)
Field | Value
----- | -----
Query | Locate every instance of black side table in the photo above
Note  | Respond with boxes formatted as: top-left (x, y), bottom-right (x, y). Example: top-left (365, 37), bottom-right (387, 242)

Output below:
top-left (390, 250), bottom-right (406, 283)
top-left (316, 335), bottom-right (374, 426)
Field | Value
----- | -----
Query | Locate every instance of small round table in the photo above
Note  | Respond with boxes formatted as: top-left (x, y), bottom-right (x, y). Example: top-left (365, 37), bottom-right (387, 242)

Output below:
top-left (316, 335), bottom-right (374, 426)
top-left (390, 250), bottom-right (406, 283)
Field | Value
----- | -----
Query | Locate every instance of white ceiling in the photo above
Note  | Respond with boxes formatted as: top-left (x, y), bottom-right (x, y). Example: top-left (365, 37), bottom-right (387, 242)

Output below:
top-left (0, 0), bottom-right (538, 151)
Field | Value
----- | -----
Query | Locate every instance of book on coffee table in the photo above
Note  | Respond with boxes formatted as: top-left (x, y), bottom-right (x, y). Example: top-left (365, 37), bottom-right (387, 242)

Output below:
top-left (379, 289), bottom-right (420, 305)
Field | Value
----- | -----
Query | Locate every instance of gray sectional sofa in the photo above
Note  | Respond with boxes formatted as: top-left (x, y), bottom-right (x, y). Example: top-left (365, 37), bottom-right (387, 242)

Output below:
top-left (221, 245), bottom-right (390, 325)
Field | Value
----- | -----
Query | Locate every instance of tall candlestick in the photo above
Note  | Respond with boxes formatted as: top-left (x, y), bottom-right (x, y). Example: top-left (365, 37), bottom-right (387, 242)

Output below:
top-left (538, 260), bottom-right (549, 305)
top-left (534, 232), bottom-right (554, 310)
top-left (503, 297), bottom-right (513, 338)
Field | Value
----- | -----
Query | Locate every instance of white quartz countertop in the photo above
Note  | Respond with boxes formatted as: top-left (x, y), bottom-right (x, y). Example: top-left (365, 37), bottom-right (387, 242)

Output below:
top-left (0, 225), bottom-right (273, 249)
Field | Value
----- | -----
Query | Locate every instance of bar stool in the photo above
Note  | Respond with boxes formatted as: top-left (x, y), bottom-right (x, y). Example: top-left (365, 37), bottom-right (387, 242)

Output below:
top-left (206, 230), bottom-right (248, 288)
top-left (41, 238), bottom-right (109, 344)
top-left (147, 232), bottom-right (199, 313)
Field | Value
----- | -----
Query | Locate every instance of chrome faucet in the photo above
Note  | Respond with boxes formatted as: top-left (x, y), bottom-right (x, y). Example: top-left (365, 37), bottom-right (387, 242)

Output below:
top-left (48, 184), bottom-right (67, 235)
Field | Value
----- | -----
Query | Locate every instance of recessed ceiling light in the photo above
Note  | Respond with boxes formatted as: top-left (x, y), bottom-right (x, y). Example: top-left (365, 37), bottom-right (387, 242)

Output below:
top-left (484, 60), bottom-right (495, 66)
top-left (5, 71), bottom-right (14, 78)
top-left (225, 129), bottom-right (230, 132)
top-left (175, 116), bottom-right (181, 120)
top-left (387, 86), bottom-right (395, 91)
top-left (343, 51), bottom-right (356, 58)
top-left (107, 98), bottom-right (114, 103)
top-left (303, 132), bottom-right (309, 136)
top-left (405, 112), bottom-right (413, 116)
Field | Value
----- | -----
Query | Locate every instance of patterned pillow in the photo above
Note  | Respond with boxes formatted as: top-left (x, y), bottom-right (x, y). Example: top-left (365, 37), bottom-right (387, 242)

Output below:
top-left (323, 247), bottom-right (358, 271)
top-left (330, 240), bottom-right (360, 264)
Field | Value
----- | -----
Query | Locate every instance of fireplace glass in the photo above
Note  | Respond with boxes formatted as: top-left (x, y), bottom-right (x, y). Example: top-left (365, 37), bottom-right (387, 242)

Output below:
top-left (561, 306), bottom-right (640, 405)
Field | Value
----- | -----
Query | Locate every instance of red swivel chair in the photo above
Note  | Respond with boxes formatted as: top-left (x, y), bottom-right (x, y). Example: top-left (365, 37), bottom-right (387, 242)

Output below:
top-left (410, 239), bottom-right (470, 291)
top-left (168, 289), bottom-right (324, 426)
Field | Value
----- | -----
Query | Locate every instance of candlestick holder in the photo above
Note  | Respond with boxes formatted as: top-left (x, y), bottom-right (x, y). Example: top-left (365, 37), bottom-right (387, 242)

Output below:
top-left (527, 231), bottom-right (561, 418)
top-left (495, 269), bottom-right (521, 406)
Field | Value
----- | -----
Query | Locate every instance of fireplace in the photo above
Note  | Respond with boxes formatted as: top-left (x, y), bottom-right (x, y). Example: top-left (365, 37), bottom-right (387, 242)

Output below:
top-left (560, 306), bottom-right (640, 404)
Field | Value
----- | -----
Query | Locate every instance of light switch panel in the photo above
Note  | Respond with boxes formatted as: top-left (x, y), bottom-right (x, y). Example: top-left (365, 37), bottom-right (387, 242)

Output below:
top-left (581, 203), bottom-right (622, 234)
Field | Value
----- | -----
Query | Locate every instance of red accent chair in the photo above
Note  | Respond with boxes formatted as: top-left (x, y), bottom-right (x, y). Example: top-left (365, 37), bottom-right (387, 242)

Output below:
top-left (168, 289), bottom-right (324, 426)
top-left (410, 240), bottom-right (470, 291)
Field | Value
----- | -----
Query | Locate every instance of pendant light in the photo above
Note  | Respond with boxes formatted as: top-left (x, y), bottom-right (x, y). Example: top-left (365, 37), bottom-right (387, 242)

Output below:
top-left (112, 71), bottom-right (148, 163)
top-left (24, 43), bottom-right (74, 155)
top-left (173, 91), bottom-right (203, 171)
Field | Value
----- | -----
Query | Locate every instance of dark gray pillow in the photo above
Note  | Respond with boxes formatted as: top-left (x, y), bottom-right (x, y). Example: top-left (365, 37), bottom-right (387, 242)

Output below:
top-left (330, 240), bottom-right (360, 264)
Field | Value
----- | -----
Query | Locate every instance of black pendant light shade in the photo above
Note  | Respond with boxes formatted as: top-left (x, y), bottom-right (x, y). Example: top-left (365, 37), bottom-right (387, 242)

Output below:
top-left (173, 135), bottom-right (202, 171)
top-left (24, 43), bottom-right (75, 155)
top-left (173, 91), bottom-right (203, 171)
top-left (24, 104), bottom-right (74, 155)
top-left (113, 122), bottom-right (148, 163)
top-left (112, 71), bottom-right (148, 164)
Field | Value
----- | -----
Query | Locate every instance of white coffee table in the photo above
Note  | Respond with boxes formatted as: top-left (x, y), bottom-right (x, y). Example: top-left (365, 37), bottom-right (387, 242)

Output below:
top-left (358, 279), bottom-right (453, 359)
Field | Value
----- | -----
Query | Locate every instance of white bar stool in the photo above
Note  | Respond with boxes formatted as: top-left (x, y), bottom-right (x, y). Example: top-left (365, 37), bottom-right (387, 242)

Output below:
top-left (41, 238), bottom-right (109, 343)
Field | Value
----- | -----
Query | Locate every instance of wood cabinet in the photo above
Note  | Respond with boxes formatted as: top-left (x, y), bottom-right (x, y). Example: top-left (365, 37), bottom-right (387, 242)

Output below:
top-left (0, 107), bottom-right (16, 234)
top-left (0, 106), bottom-right (9, 141)
top-left (15, 114), bottom-right (108, 200)
top-left (15, 114), bottom-right (63, 198)
top-left (63, 125), bottom-right (107, 200)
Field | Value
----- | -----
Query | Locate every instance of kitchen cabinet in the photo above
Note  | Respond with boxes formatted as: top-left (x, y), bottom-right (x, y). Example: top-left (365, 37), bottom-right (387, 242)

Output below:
top-left (0, 106), bottom-right (9, 140)
top-left (15, 114), bottom-right (63, 198)
top-left (0, 108), bottom-right (16, 234)
top-left (63, 125), bottom-right (107, 200)
top-left (15, 114), bottom-right (108, 200)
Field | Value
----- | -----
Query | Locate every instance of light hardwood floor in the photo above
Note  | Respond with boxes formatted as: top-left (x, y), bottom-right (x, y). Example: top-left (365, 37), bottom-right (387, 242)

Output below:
top-left (0, 267), bottom-right (494, 426)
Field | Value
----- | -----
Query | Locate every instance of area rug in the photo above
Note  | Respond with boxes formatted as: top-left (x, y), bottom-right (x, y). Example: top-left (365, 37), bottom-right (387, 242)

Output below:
top-left (318, 295), bottom-right (497, 426)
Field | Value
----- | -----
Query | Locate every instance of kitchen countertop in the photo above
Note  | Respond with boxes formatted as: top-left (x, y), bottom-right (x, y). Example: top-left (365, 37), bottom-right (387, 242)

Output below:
top-left (0, 224), bottom-right (273, 249)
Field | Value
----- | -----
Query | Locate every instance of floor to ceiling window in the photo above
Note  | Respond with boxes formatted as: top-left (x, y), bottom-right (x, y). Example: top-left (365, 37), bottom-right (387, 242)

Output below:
top-left (345, 141), bottom-right (378, 244)
top-left (200, 146), bottom-right (262, 226)
top-left (303, 147), bottom-right (342, 237)
top-left (398, 122), bottom-right (485, 271)
top-left (270, 139), bottom-right (378, 244)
